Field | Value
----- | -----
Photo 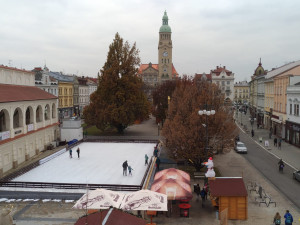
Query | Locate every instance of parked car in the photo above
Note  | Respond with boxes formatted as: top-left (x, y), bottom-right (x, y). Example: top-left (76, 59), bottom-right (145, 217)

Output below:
top-left (293, 170), bottom-right (300, 182)
top-left (235, 142), bottom-right (247, 154)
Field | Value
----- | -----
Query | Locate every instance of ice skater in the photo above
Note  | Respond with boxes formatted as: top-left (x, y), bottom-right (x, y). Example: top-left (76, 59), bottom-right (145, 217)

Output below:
top-left (69, 149), bottom-right (72, 158)
top-left (122, 160), bottom-right (128, 176)
top-left (128, 165), bottom-right (133, 176)
top-left (76, 147), bottom-right (80, 158)
top-left (145, 154), bottom-right (149, 165)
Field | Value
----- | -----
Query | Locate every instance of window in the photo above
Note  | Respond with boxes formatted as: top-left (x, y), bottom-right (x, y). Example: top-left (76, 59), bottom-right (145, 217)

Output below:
top-left (222, 81), bottom-right (225, 86)
top-left (227, 81), bottom-right (230, 85)
top-left (295, 104), bottom-right (299, 116)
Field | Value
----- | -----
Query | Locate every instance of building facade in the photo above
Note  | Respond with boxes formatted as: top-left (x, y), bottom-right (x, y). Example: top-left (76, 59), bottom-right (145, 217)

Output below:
top-left (78, 77), bottom-right (89, 115)
top-left (46, 71), bottom-right (74, 120)
top-left (0, 67), bottom-right (58, 177)
top-left (0, 65), bottom-right (35, 86)
top-left (34, 66), bottom-right (58, 97)
top-left (286, 83), bottom-right (300, 147)
top-left (249, 59), bottom-right (267, 122)
top-left (211, 66), bottom-right (235, 103)
top-left (272, 62), bottom-right (300, 138)
top-left (234, 81), bottom-right (250, 104)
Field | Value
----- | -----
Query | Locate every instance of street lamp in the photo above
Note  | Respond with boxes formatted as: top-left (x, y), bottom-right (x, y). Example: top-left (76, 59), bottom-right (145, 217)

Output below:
top-left (198, 108), bottom-right (216, 159)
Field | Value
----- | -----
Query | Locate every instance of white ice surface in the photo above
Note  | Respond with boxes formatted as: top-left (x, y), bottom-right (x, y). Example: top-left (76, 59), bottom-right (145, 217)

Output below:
top-left (13, 142), bottom-right (155, 185)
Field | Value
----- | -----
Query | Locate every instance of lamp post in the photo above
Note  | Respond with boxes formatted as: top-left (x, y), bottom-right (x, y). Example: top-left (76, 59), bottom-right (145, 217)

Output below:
top-left (157, 123), bottom-right (160, 136)
top-left (198, 107), bottom-right (216, 159)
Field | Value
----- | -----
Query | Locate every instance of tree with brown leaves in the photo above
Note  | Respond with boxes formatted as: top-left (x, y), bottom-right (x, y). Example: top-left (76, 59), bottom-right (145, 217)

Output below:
top-left (162, 76), bottom-right (238, 171)
top-left (83, 33), bottom-right (150, 133)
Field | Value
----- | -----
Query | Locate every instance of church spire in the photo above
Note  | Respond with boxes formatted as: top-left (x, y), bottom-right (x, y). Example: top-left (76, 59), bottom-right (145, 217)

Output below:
top-left (162, 10), bottom-right (169, 25)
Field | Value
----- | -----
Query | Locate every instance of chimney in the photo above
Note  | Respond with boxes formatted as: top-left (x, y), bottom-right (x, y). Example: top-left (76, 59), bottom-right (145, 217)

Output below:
top-left (223, 66), bottom-right (226, 69)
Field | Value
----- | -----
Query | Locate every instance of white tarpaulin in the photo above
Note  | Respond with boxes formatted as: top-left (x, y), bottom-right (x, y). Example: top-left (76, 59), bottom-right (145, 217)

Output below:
top-left (120, 189), bottom-right (168, 211)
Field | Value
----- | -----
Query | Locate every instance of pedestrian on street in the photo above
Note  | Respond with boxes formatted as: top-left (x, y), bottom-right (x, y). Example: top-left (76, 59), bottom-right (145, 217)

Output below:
top-left (273, 212), bottom-right (281, 225)
top-left (76, 147), bottom-right (80, 158)
top-left (153, 147), bottom-right (158, 157)
top-left (128, 165), bottom-right (133, 176)
top-left (194, 184), bottom-right (200, 200)
top-left (156, 157), bottom-right (161, 171)
top-left (145, 154), bottom-right (149, 165)
top-left (251, 129), bottom-right (254, 137)
top-left (284, 210), bottom-right (293, 225)
top-left (200, 188), bottom-right (206, 207)
top-left (278, 140), bottom-right (281, 150)
top-left (69, 149), bottom-right (72, 158)
top-left (122, 160), bottom-right (128, 176)
top-left (274, 137), bottom-right (278, 147)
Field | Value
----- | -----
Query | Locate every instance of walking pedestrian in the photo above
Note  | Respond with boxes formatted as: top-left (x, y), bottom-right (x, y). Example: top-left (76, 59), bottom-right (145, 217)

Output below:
top-left (273, 212), bottom-right (281, 225)
top-left (278, 140), bottom-right (281, 150)
top-left (69, 149), bottom-right (72, 158)
top-left (284, 210), bottom-right (293, 225)
top-left (145, 154), bottom-right (149, 165)
top-left (274, 137), bottom-right (278, 147)
top-left (153, 147), bottom-right (158, 157)
top-left (251, 129), bottom-right (254, 137)
top-left (122, 160), bottom-right (128, 176)
top-left (128, 165), bottom-right (133, 176)
top-left (200, 188), bottom-right (206, 207)
top-left (156, 157), bottom-right (161, 171)
top-left (194, 184), bottom-right (200, 201)
top-left (76, 147), bottom-right (80, 158)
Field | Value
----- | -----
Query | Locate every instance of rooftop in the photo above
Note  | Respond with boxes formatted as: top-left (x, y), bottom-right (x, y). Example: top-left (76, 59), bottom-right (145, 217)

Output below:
top-left (265, 60), bottom-right (300, 79)
top-left (0, 84), bottom-right (57, 103)
top-left (209, 177), bottom-right (247, 197)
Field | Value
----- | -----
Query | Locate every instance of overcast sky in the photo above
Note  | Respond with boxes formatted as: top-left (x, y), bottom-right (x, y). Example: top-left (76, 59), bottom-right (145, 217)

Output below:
top-left (1, 0), bottom-right (300, 82)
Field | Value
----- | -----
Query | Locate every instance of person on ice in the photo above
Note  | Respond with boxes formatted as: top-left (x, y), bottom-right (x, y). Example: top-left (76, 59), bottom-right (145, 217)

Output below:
top-left (122, 160), bottom-right (128, 176)
top-left (69, 149), bottom-right (72, 158)
top-left (76, 147), bottom-right (80, 159)
top-left (128, 165), bottom-right (133, 176)
top-left (145, 154), bottom-right (149, 165)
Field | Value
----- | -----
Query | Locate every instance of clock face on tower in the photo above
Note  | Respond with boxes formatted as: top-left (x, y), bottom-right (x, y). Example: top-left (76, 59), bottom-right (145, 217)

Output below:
top-left (163, 51), bottom-right (168, 57)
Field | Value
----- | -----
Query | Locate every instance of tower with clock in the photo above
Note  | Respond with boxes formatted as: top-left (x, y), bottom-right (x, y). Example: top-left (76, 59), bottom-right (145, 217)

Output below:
top-left (158, 11), bottom-right (173, 83)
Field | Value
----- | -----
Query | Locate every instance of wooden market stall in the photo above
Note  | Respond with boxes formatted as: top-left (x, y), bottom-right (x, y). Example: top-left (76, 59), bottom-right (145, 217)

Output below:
top-left (209, 177), bottom-right (248, 220)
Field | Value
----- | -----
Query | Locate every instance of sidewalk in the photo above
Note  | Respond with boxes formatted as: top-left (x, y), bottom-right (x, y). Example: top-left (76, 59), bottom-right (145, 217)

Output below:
top-left (236, 111), bottom-right (300, 171)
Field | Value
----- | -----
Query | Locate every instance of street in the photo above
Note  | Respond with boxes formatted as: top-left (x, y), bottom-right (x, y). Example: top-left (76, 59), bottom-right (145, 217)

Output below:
top-left (236, 110), bottom-right (300, 211)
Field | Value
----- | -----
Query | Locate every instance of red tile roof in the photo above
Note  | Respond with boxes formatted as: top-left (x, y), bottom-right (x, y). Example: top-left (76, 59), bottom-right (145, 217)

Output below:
top-left (75, 209), bottom-right (147, 225)
top-left (0, 65), bottom-right (34, 74)
top-left (0, 84), bottom-right (57, 103)
top-left (209, 177), bottom-right (247, 197)
top-left (138, 63), bottom-right (179, 78)
top-left (195, 73), bottom-right (212, 81)
top-left (211, 66), bottom-right (232, 76)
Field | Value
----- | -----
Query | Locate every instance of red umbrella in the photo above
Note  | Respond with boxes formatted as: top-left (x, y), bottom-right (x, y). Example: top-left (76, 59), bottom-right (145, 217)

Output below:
top-left (154, 168), bottom-right (190, 183)
top-left (150, 178), bottom-right (193, 200)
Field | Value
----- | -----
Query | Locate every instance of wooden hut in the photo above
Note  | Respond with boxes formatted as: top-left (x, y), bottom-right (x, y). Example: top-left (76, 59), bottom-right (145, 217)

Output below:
top-left (209, 177), bottom-right (248, 220)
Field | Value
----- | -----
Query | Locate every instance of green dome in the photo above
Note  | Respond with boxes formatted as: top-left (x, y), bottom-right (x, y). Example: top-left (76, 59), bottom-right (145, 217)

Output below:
top-left (159, 11), bottom-right (171, 33)
top-left (159, 25), bottom-right (171, 32)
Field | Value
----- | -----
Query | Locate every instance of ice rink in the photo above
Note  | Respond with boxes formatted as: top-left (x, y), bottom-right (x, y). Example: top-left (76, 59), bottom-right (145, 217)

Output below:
top-left (13, 142), bottom-right (155, 185)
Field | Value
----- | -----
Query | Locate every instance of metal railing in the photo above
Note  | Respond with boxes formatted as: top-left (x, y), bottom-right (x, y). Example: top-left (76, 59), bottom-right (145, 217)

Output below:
top-left (0, 181), bottom-right (142, 192)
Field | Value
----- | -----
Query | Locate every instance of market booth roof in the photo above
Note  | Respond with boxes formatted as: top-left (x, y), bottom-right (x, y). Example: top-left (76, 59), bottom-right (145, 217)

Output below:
top-left (209, 177), bottom-right (248, 197)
